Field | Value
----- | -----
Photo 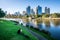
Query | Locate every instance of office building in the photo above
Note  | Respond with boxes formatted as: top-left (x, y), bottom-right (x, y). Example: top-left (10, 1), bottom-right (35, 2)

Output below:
top-left (26, 6), bottom-right (31, 15)
top-left (36, 6), bottom-right (42, 15)
top-left (45, 7), bottom-right (50, 14)
top-left (14, 11), bottom-right (20, 16)
top-left (31, 9), bottom-right (35, 15)
top-left (48, 8), bottom-right (50, 14)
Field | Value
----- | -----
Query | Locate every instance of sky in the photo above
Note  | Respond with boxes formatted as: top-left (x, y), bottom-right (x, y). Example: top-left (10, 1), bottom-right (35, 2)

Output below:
top-left (0, 0), bottom-right (60, 14)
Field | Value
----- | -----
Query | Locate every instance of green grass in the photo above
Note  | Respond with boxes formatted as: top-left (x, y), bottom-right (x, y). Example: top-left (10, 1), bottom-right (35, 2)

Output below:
top-left (0, 19), bottom-right (37, 40)
top-left (27, 27), bottom-right (56, 40)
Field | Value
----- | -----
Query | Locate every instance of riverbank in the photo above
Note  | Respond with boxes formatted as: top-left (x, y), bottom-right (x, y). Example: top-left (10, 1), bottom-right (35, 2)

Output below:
top-left (0, 19), bottom-right (37, 40)
top-left (27, 26), bottom-right (56, 40)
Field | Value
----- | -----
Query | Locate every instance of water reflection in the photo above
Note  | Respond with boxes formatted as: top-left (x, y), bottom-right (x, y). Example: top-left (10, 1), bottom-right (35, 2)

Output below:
top-left (51, 19), bottom-right (60, 26)
top-left (43, 19), bottom-right (50, 27)
top-left (22, 18), bottom-right (60, 40)
top-left (28, 19), bottom-right (60, 40)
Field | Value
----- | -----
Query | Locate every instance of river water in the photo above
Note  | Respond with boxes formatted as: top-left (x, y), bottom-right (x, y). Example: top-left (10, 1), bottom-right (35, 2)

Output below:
top-left (23, 19), bottom-right (60, 40)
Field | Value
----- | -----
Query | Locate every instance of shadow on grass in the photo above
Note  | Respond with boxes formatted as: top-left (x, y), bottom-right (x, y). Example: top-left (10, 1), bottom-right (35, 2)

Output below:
top-left (17, 29), bottom-right (30, 39)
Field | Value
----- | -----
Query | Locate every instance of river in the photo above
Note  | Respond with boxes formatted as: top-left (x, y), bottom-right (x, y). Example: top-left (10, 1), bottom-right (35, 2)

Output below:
top-left (23, 19), bottom-right (60, 40)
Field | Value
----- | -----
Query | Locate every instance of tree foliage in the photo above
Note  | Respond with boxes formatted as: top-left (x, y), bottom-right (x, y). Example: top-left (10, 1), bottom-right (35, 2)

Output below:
top-left (51, 13), bottom-right (60, 18)
top-left (0, 8), bottom-right (5, 18)
top-left (42, 14), bottom-right (50, 18)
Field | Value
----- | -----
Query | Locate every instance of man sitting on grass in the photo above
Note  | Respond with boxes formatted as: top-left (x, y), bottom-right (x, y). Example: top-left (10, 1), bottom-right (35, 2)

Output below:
top-left (17, 28), bottom-right (30, 38)
top-left (17, 29), bottom-right (22, 34)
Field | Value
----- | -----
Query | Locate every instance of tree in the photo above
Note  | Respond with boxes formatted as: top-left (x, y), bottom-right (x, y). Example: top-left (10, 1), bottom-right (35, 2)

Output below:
top-left (51, 13), bottom-right (58, 18)
top-left (50, 13), bottom-right (60, 18)
top-left (0, 8), bottom-right (5, 18)
top-left (38, 14), bottom-right (42, 17)
top-left (42, 14), bottom-right (50, 18)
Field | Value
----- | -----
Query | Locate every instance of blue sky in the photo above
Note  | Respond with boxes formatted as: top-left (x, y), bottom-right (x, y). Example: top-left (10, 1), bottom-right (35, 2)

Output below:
top-left (0, 0), bottom-right (60, 14)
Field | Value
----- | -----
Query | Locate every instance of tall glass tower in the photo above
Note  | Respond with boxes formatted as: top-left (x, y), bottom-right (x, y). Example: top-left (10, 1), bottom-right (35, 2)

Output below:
top-left (37, 6), bottom-right (42, 15)
top-left (31, 9), bottom-right (35, 15)
top-left (26, 6), bottom-right (31, 15)
top-left (48, 8), bottom-right (50, 14)
top-left (45, 7), bottom-right (50, 14)
top-left (45, 7), bottom-right (48, 14)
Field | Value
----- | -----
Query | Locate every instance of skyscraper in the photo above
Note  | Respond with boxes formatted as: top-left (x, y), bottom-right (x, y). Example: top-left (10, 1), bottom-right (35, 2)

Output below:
top-left (36, 7), bottom-right (38, 15)
top-left (26, 6), bottom-right (31, 15)
top-left (31, 9), bottom-right (35, 15)
top-left (36, 6), bottom-right (42, 15)
top-left (14, 11), bottom-right (20, 16)
top-left (22, 11), bottom-right (27, 15)
top-left (48, 8), bottom-right (50, 14)
top-left (45, 7), bottom-right (48, 14)
top-left (45, 7), bottom-right (50, 14)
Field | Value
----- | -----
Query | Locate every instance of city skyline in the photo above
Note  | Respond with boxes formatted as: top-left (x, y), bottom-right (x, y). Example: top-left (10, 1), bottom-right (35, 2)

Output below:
top-left (0, 0), bottom-right (60, 14)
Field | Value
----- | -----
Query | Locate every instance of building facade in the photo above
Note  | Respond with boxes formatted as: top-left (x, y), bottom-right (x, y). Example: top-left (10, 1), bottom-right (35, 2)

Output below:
top-left (31, 9), bottom-right (35, 15)
top-left (45, 7), bottom-right (50, 14)
top-left (14, 11), bottom-right (20, 16)
top-left (48, 8), bottom-right (50, 14)
top-left (26, 6), bottom-right (31, 15)
top-left (36, 6), bottom-right (42, 15)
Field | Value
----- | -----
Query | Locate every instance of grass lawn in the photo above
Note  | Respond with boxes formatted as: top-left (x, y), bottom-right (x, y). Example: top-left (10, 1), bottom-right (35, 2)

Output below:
top-left (0, 19), bottom-right (37, 40)
top-left (27, 27), bottom-right (56, 40)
